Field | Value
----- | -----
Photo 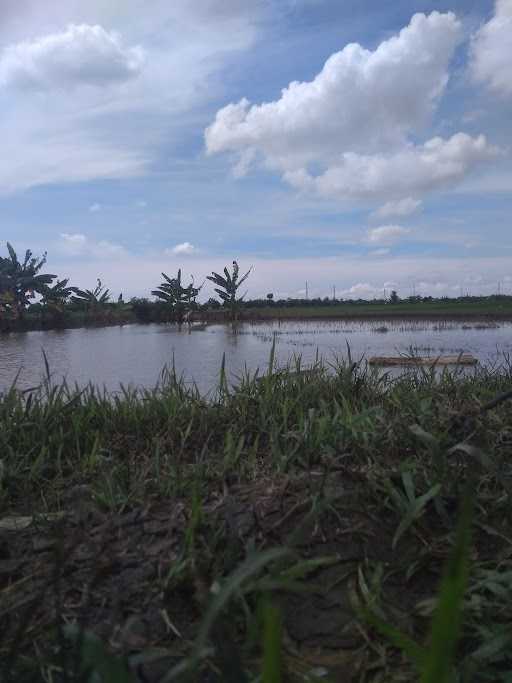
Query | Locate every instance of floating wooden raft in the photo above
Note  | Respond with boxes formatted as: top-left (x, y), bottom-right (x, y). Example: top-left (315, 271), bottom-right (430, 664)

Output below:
top-left (369, 353), bottom-right (478, 367)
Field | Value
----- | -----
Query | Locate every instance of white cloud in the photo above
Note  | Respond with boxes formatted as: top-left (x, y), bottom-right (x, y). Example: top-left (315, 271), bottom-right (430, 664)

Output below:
top-left (58, 232), bottom-right (126, 259)
top-left (369, 248), bottom-right (391, 257)
top-left (284, 134), bottom-right (497, 201)
top-left (375, 197), bottom-right (422, 218)
top-left (206, 11), bottom-right (500, 202)
top-left (0, 24), bottom-right (144, 90)
top-left (0, 3), bottom-right (260, 194)
top-left (0, 131), bottom-right (149, 195)
top-left (470, 0), bottom-right (512, 99)
top-left (89, 202), bottom-right (102, 212)
top-left (207, 12), bottom-right (461, 163)
top-left (341, 282), bottom-right (380, 298)
top-left (367, 225), bottom-right (411, 245)
top-left (168, 242), bottom-right (196, 255)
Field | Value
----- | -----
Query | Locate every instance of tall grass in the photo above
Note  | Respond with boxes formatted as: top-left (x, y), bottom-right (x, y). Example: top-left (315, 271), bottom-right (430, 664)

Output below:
top-left (2, 354), bottom-right (512, 681)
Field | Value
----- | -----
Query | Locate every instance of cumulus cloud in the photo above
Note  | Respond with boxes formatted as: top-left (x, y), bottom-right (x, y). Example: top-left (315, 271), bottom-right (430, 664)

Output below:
top-left (367, 225), bottom-right (411, 245)
top-left (375, 197), bottom-right (422, 218)
top-left (89, 203), bottom-right (102, 212)
top-left (168, 242), bottom-right (196, 255)
top-left (58, 233), bottom-right (127, 258)
top-left (284, 134), bottom-right (497, 201)
top-left (207, 12), bottom-right (461, 163)
top-left (206, 11), bottom-right (499, 201)
top-left (0, 24), bottom-right (144, 90)
top-left (470, 0), bottom-right (512, 99)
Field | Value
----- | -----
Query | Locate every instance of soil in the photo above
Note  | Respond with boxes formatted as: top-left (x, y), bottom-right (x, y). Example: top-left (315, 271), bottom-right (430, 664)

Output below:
top-left (0, 472), bottom-right (501, 682)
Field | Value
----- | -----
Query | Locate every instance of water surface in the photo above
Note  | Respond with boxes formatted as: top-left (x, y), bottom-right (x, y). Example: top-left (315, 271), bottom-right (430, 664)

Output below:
top-left (0, 320), bottom-right (510, 395)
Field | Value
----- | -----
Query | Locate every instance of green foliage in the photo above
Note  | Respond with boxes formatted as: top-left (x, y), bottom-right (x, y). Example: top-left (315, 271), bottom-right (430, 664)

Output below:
top-left (261, 598), bottom-right (283, 683)
top-left (63, 625), bottom-right (136, 683)
top-left (71, 278), bottom-right (111, 308)
top-left (207, 260), bottom-right (252, 319)
top-left (0, 241), bottom-right (56, 318)
top-left (40, 278), bottom-right (77, 314)
top-left (152, 269), bottom-right (202, 321)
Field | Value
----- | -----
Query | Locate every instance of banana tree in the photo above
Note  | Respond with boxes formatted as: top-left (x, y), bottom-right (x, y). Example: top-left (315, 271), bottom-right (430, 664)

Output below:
top-left (152, 270), bottom-right (202, 322)
top-left (0, 242), bottom-right (56, 319)
top-left (71, 279), bottom-right (111, 310)
top-left (207, 261), bottom-right (251, 321)
top-left (40, 278), bottom-right (77, 322)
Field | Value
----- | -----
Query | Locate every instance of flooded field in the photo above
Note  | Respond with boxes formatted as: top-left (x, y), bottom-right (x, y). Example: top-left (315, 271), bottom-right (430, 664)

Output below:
top-left (0, 319), bottom-right (510, 394)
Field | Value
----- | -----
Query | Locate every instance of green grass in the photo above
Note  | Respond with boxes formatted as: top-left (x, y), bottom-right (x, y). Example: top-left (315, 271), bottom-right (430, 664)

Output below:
top-left (241, 299), bottom-right (512, 320)
top-left (1, 355), bottom-right (512, 681)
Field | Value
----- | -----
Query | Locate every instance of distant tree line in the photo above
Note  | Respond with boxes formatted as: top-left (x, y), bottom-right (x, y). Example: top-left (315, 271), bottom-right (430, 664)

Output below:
top-left (1, 241), bottom-right (510, 332)
top-left (0, 242), bottom-right (253, 330)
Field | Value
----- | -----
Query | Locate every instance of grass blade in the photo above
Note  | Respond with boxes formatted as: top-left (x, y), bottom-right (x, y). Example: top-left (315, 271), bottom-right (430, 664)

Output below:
top-left (419, 481), bottom-right (474, 683)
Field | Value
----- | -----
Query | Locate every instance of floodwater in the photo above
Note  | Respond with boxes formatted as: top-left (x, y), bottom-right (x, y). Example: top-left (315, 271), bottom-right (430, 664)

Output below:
top-left (0, 319), bottom-right (510, 395)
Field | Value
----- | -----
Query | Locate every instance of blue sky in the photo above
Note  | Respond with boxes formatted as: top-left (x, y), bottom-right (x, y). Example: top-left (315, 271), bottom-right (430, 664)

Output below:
top-left (1, 0), bottom-right (511, 299)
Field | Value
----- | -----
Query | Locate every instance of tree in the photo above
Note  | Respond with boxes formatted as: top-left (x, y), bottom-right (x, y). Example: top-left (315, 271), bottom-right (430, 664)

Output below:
top-left (152, 270), bottom-right (202, 322)
top-left (266, 293), bottom-right (274, 305)
top-left (71, 279), bottom-right (111, 309)
top-left (389, 290), bottom-right (399, 304)
top-left (40, 278), bottom-right (77, 323)
top-left (0, 242), bottom-right (56, 319)
top-left (206, 261), bottom-right (251, 321)
top-left (205, 297), bottom-right (221, 310)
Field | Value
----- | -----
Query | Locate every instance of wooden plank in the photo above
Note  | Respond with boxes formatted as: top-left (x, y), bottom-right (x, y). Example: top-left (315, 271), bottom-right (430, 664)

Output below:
top-left (368, 354), bottom-right (478, 366)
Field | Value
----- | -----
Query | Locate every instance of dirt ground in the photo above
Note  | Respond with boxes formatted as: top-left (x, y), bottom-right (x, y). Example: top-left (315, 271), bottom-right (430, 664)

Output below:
top-left (0, 471), bottom-right (503, 682)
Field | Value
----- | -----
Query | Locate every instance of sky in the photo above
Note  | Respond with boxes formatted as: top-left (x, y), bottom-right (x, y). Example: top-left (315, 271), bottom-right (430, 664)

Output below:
top-left (1, 0), bottom-right (511, 300)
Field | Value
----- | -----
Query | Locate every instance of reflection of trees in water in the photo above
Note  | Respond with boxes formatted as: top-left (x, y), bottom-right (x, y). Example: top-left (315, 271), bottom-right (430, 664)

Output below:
top-left (224, 324), bottom-right (240, 347)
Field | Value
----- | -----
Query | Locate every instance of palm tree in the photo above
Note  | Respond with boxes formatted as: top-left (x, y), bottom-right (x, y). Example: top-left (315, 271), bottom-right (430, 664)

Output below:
top-left (207, 261), bottom-right (251, 321)
top-left (0, 242), bottom-right (56, 319)
top-left (152, 270), bottom-right (202, 323)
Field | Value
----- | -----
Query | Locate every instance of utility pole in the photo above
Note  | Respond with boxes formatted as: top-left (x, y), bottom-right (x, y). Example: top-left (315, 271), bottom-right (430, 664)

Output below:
top-left (498, 281), bottom-right (501, 296)
top-left (305, 281), bottom-right (309, 300)
top-left (332, 285), bottom-right (336, 301)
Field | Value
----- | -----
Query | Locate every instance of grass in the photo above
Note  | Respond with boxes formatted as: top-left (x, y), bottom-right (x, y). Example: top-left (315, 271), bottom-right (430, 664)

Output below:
top-left (1, 353), bottom-right (512, 681)
top-left (239, 299), bottom-right (512, 320)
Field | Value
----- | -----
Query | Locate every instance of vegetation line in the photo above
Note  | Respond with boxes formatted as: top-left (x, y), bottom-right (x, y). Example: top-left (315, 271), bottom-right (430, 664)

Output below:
top-left (2, 241), bottom-right (512, 332)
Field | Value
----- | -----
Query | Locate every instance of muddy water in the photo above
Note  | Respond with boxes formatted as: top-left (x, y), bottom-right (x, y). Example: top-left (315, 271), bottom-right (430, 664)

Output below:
top-left (0, 319), bottom-right (510, 395)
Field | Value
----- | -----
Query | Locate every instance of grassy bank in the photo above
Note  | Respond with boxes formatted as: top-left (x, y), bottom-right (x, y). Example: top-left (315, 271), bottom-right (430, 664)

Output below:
top-left (1, 358), bottom-right (512, 681)
top-left (237, 299), bottom-right (512, 320)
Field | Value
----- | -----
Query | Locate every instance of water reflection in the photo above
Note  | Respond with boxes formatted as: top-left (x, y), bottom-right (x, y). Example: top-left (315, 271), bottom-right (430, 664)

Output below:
top-left (0, 319), bottom-right (510, 395)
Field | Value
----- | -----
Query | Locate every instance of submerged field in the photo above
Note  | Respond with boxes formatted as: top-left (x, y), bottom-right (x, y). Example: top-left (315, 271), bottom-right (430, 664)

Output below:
top-left (4, 298), bottom-right (512, 336)
top-left (1, 357), bottom-right (512, 681)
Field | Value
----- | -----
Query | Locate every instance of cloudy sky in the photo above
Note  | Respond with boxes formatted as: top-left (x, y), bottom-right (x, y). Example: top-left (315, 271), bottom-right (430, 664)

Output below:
top-left (1, 0), bottom-right (511, 299)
